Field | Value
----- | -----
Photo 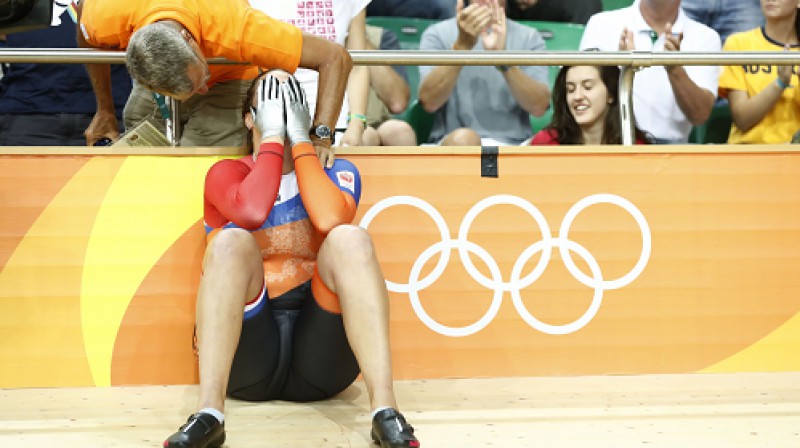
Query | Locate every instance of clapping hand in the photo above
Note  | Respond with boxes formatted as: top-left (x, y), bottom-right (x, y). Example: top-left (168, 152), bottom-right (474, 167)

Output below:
top-left (481, 0), bottom-right (507, 51)
top-left (618, 27), bottom-right (635, 51)
top-left (455, 0), bottom-right (493, 49)
top-left (663, 23), bottom-right (683, 52)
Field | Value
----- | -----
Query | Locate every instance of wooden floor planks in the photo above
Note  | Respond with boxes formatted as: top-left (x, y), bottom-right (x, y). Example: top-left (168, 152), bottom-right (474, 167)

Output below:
top-left (1, 372), bottom-right (799, 447)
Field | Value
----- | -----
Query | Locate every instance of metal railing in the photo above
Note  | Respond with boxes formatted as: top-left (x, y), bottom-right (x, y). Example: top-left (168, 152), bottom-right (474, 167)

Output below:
top-left (3, 49), bottom-right (800, 146)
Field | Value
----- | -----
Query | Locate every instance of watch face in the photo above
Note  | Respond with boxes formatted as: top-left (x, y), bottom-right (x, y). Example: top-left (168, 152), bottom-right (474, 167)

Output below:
top-left (314, 125), bottom-right (332, 139)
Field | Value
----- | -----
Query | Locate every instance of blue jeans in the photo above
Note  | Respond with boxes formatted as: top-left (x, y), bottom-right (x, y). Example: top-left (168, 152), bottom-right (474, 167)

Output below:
top-left (681, 0), bottom-right (763, 44)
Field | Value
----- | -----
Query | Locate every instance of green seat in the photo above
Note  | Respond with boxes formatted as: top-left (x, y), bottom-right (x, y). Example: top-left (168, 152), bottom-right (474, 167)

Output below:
top-left (601, 0), bottom-right (634, 11)
top-left (519, 21), bottom-right (586, 135)
top-left (689, 102), bottom-right (732, 144)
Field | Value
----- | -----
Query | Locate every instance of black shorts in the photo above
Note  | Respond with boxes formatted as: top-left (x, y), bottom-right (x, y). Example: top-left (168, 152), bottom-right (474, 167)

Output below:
top-left (227, 281), bottom-right (360, 402)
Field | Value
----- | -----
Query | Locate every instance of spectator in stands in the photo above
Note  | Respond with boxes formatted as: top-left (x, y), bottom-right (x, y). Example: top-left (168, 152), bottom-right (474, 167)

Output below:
top-left (0, 2), bottom-right (131, 146)
top-left (251, 0), bottom-right (370, 147)
top-left (367, 0), bottom-right (456, 20)
top-left (682, 0), bottom-right (763, 44)
top-left (362, 25), bottom-right (418, 146)
top-left (718, 0), bottom-right (800, 144)
top-left (76, 0), bottom-right (350, 168)
top-left (418, 0), bottom-right (550, 146)
top-left (580, 0), bottom-right (721, 143)
top-left (163, 69), bottom-right (419, 448)
top-left (506, 0), bottom-right (602, 25)
top-left (530, 64), bottom-right (650, 145)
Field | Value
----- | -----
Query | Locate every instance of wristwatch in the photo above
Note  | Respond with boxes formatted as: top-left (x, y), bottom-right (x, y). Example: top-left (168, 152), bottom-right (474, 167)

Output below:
top-left (310, 124), bottom-right (333, 143)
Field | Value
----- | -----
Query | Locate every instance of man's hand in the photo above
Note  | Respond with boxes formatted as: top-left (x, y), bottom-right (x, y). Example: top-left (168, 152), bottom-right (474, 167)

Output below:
top-left (455, 0), bottom-right (493, 50)
top-left (481, 0), bottom-right (507, 51)
top-left (252, 74), bottom-right (286, 145)
top-left (85, 111), bottom-right (120, 146)
top-left (311, 142), bottom-right (334, 168)
top-left (663, 23), bottom-right (684, 74)
top-left (663, 23), bottom-right (683, 52)
top-left (618, 27), bottom-right (635, 51)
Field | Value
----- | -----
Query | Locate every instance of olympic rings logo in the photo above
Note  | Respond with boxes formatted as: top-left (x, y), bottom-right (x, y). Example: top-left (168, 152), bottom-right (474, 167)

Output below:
top-left (359, 194), bottom-right (651, 337)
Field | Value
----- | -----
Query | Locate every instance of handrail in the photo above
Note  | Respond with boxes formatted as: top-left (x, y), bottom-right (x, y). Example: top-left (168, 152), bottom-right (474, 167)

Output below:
top-left (3, 49), bottom-right (800, 66)
top-left (3, 49), bottom-right (800, 146)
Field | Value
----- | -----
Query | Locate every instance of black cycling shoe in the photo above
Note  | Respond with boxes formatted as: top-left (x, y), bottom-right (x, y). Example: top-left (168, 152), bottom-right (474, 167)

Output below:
top-left (370, 408), bottom-right (420, 448)
top-left (163, 412), bottom-right (225, 448)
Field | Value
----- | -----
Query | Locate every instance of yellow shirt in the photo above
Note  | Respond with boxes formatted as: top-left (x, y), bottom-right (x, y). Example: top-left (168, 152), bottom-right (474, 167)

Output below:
top-left (719, 27), bottom-right (800, 144)
top-left (79, 0), bottom-right (303, 85)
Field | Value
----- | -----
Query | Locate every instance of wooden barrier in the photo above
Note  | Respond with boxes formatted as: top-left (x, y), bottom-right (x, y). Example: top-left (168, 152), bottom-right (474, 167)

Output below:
top-left (1, 145), bottom-right (799, 388)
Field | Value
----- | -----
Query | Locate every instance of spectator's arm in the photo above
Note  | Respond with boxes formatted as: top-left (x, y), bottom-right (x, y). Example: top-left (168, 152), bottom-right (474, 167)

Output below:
top-left (418, 42), bottom-right (466, 113)
top-left (419, 2), bottom-right (491, 113)
top-left (340, 9), bottom-right (370, 146)
top-left (727, 86), bottom-right (786, 133)
top-left (367, 32), bottom-right (409, 114)
top-left (500, 67), bottom-right (550, 117)
top-left (75, 0), bottom-right (119, 145)
top-left (667, 66), bottom-right (715, 126)
top-left (664, 26), bottom-right (718, 126)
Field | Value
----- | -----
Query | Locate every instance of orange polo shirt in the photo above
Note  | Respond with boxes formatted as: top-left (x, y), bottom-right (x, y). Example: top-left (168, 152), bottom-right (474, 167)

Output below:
top-left (79, 0), bottom-right (302, 85)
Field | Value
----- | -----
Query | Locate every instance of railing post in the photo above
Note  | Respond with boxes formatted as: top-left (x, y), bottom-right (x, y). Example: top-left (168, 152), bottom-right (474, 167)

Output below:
top-left (619, 66), bottom-right (635, 146)
top-left (166, 96), bottom-right (181, 147)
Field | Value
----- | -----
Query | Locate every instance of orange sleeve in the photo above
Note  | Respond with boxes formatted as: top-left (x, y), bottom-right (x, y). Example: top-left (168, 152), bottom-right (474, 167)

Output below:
top-left (235, 9), bottom-right (302, 72)
top-left (291, 143), bottom-right (357, 235)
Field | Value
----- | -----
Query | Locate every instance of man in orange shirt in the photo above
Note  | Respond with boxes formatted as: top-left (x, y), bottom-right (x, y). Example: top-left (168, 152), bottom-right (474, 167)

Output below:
top-left (76, 0), bottom-right (348, 167)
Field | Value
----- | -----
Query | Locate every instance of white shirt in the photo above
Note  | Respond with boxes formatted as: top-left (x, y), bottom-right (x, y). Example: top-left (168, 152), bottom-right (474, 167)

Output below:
top-left (250, 0), bottom-right (371, 130)
top-left (580, 5), bottom-right (721, 142)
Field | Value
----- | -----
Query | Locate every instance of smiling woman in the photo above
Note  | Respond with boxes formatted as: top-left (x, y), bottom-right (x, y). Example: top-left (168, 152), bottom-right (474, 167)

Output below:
top-left (529, 64), bottom-right (651, 145)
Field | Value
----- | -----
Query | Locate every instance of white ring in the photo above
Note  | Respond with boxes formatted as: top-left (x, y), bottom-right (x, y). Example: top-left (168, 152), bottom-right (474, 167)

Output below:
top-left (359, 194), bottom-right (651, 336)
top-left (408, 240), bottom-right (504, 337)
top-left (457, 194), bottom-right (552, 291)
top-left (360, 196), bottom-right (451, 293)
top-left (559, 194), bottom-right (651, 290)
top-left (510, 238), bottom-right (604, 335)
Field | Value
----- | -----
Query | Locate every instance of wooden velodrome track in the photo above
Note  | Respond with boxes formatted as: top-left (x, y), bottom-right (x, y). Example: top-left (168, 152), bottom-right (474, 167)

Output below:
top-left (2, 145), bottom-right (800, 447)
top-left (1, 372), bottom-right (798, 447)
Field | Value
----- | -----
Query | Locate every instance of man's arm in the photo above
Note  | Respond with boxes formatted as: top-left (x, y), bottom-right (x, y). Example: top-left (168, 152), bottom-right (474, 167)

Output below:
top-left (419, 1), bottom-right (492, 113)
top-left (666, 65), bottom-right (715, 125)
top-left (298, 33), bottom-right (352, 167)
top-left (663, 25), bottom-right (717, 126)
top-left (75, 0), bottom-right (119, 146)
top-left (491, 10), bottom-right (549, 117)
top-left (500, 66), bottom-right (550, 117)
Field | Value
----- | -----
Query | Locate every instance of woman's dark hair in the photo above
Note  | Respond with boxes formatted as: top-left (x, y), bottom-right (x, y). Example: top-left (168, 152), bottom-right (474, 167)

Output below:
top-left (545, 64), bottom-right (648, 144)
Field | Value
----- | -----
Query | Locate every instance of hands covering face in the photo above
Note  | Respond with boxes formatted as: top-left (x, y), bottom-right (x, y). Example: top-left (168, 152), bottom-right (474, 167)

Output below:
top-left (252, 74), bottom-right (312, 146)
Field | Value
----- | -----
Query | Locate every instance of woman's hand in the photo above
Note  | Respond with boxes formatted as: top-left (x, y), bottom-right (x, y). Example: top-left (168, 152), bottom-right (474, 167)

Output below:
top-left (282, 75), bottom-right (312, 147)
top-left (340, 120), bottom-right (364, 146)
top-left (252, 74), bottom-right (286, 142)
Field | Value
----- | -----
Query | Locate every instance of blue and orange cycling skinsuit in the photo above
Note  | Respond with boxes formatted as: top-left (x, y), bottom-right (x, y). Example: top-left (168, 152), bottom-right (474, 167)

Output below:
top-left (203, 141), bottom-right (363, 402)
